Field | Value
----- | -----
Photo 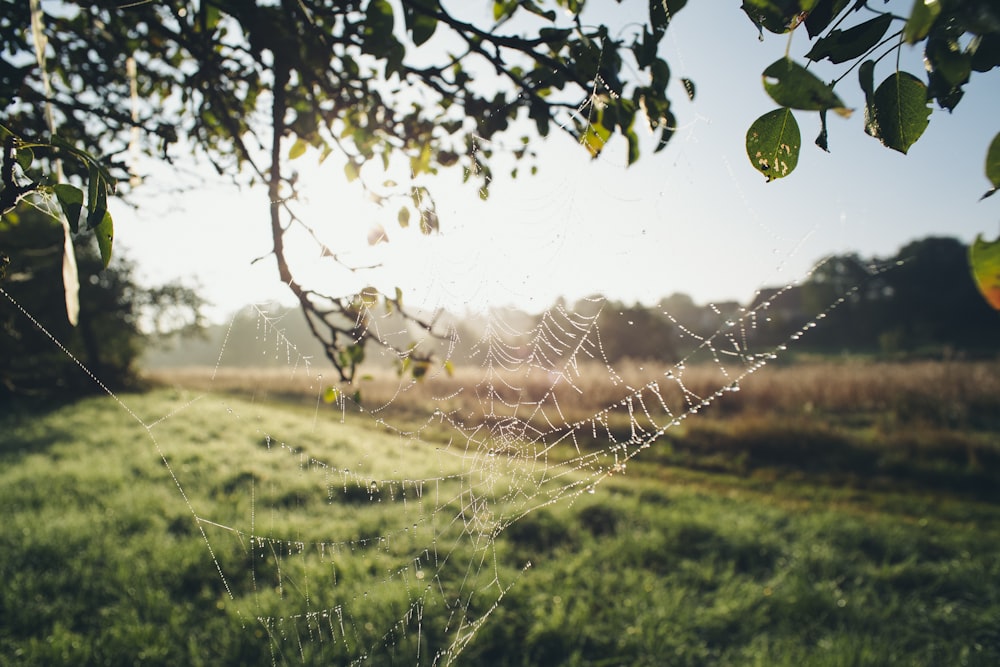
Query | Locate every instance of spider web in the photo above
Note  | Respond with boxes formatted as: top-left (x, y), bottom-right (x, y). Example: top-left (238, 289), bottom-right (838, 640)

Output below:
top-left (0, 184), bottom-right (844, 665)
top-left (0, 3), bottom-right (872, 664)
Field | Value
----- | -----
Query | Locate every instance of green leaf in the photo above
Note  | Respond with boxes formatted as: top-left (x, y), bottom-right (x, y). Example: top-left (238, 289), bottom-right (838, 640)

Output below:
top-left (815, 109), bottom-right (829, 152)
top-left (741, 0), bottom-right (811, 35)
top-left (867, 72), bottom-right (931, 154)
top-left (403, 0), bottom-right (438, 46)
top-left (93, 210), bottom-right (114, 269)
top-left (626, 129), bottom-right (640, 166)
top-left (86, 165), bottom-right (108, 230)
top-left (288, 138), bottom-right (308, 160)
top-left (982, 132), bottom-right (1000, 200)
top-left (359, 287), bottom-right (379, 308)
top-left (903, 0), bottom-right (940, 45)
top-left (925, 37), bottom-right (971, 111)
top-left (581, 109), bottom-right (613, 158)
top-left (969, 234), bottom-right (1000, 310)
top-left (681, 78), bottom-right (695, 101)
top-left (971, 34), bottom-right (1000, 73)
top-left (858, 60), bottom-right (875, 103)
top-left (762, 58), bottom-right (849, 113)
top-left (344, 160), bottom-right (360, 182)
top-left (322, 386), bottom-right (340, 404)
top-left (398, 206), bottom-right (410, 228)
top-left (805, 13), bottom-right (892, 64)
top-left (804, 0), bottom-right (851, 38)
top-left (650, 0), bottom-right (687, 35)
top-left (53, 183), bottom-right (84, 233)
top-left (15, 147), bottom-right (32, 171)
top-left (746, 107), bottom-right (801, 181)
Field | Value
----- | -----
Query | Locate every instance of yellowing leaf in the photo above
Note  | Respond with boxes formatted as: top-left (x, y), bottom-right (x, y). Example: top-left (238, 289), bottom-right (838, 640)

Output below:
top-left (288, 138), bottom-right (308, 160)
top-left (970, 234), bottom-right (1000, 310)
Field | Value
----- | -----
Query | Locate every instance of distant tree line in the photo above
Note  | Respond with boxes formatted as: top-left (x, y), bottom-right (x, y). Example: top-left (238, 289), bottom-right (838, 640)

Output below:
top-left (143, 235), bottom-right (998, 376)
top-left (748, 237), bottom-right (1000, 357)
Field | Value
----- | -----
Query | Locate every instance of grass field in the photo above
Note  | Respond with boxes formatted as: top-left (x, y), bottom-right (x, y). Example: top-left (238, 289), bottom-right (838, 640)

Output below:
top-left (3, 361), bottom-right (1000, 665)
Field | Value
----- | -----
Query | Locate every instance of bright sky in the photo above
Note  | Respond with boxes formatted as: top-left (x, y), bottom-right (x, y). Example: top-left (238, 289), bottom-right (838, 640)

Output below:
top-left (112, 1), bottom-right (1000, 321)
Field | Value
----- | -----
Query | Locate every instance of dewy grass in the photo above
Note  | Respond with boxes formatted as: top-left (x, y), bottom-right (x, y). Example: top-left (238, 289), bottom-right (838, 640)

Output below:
top-left (2, 387), bottom-right (999, 665)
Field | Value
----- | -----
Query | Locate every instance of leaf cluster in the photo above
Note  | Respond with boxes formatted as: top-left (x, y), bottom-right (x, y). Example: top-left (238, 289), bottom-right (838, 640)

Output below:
top-left (1, 126), bottom-right (116, 268)
top-left (742, 0), bottom-right (1000, 182)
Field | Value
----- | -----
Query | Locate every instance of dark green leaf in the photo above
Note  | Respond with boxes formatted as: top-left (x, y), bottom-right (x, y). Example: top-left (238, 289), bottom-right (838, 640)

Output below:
top-left (746, 107), bottom-right (801, 181)
top-left (804, 0), bottom-right (852, 38)
top-left (93, 210), bottom-right (114, 269)
top-left (681, 77), bottom-right (695, 101)
top-left (52, 183), bottom-right (84, 233)
top-left (650, 58), bottom-right (670, 95)
top-left (762, 58), bottom-right (848, 112)
top-left (858, 59), bottom-right (875, 103)
top-left (15, 147), bottom-right (32, 171)
top-left (741, 0), bottom-right (810, 35)
top-left (650, 0), bottom-right (687, 35)
top-left (925, 37), bottom-right (971, 111)
top-left (971, 34), bottom-right (1000, 73)
top-left (631, 28), bottom-right (660, 68)
top-left (859, 59), bottom-right (877, 135)
top-left (982, 132), bottom-right (1000, 200)
top-left (626, 129), bottom-right (640, 165)
top-left (805, 13), bottom-right (892, 64)
top-left (867, 72), bottom-right (931, 154)
top-left (903, 0), bottom-right (940, 44)
top-left (86, 165), bottom-right (108, 230)
top-left (654, 112), bottom-right (677, 153)
top-left (815, 109), bottom-right (829, 152)
top-left (403, 1), bottom-right (438, 46)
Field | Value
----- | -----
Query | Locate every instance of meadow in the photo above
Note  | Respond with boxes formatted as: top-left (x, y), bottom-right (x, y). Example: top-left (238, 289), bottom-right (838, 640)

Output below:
top-left (2, 360), bottom-right (999, 665)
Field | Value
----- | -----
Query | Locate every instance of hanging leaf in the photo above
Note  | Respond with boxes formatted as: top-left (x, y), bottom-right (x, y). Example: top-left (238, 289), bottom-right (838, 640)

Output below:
top-left (681, 77), bottom-right (696, 101)
top-left (746, 107), bottom-right (801, 181)
top-left (359, 286), bottom-right (379, 308)
top-left (344, 160), bottom-right (360, 182)
top-left (581, 111), bottom-right (612, 158)
top-left (86, 165), bottom-right (109, 230)
top-left (903, 0), bottom-right (940, 45)
top-left (288, 137), bottom-right (308, 160)
top-left (867, 72), bottom-right (931, 154)
top-left (804, 0), bottom-right (851, 38)
top-left (53, 183), bottom-right (84, 233)
top-left (969, 234), bottom-right (1000, 310)
top-left (815, 109), bottom-right (829, 152)
top-left (982, 131), bottom-right (1000, 200)
top-left (741, 0), bottom-right (809, 35)
top-left (92, 209), bottom-right (114, 269)
top-left (650, 0), bottom-right (687, 35)
top-left (805, 13), bottom-right (892, 64)
top-left (402, 0), bottom-right (438, 46)
top-left (762, 58), bottom-right (850, 114)
top-left (15, 147), bottom-right (33, 171)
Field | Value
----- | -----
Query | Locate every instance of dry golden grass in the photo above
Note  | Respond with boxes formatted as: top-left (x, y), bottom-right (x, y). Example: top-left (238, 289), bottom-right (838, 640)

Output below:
top-left (144, 358), bottom-right (1000, 431)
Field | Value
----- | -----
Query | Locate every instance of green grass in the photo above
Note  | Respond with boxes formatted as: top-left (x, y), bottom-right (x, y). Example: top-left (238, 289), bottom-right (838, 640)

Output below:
top-left (2, 389), bottom-right (999, 665)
